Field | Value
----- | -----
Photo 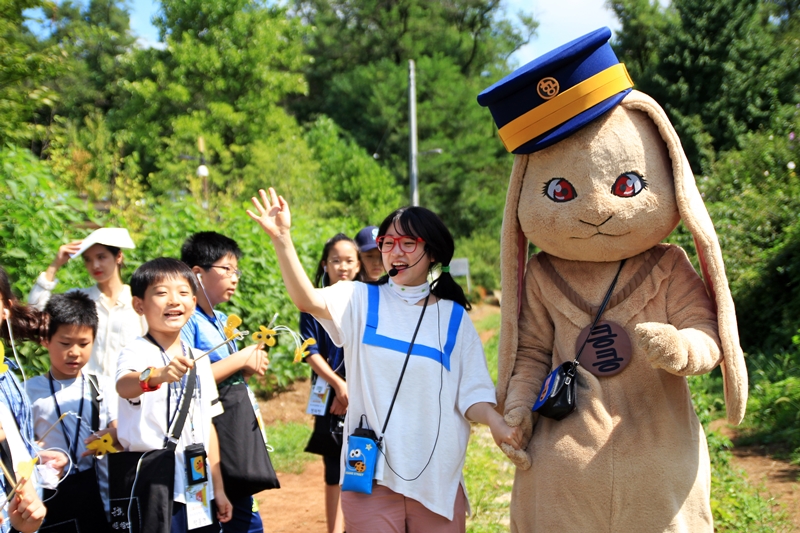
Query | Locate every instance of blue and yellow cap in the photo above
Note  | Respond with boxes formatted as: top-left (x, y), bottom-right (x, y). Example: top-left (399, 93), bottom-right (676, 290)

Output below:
top-left (477, 27), bottom-right (633, 154)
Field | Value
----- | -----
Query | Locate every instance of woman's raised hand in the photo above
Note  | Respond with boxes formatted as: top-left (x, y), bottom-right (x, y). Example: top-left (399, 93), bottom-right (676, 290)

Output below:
top-left (52, 240), bottom-right (83, 269)
top-left (247, 188), bottom-right (291, 239)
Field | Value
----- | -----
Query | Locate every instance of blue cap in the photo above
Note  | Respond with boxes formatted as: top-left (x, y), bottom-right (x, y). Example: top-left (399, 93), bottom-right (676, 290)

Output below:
top-left (477, 27), bottom-right (633, 154)
top-left (354, 226), bottom-right (379, 252)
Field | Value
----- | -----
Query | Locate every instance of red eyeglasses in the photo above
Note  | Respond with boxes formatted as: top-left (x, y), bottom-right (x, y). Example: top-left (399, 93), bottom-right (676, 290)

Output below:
top-left (375, 235), bottom-right (424, 254)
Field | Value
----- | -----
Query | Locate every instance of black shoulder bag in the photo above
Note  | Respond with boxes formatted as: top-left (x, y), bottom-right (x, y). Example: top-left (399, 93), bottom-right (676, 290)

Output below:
top-left (532, 259), bottom-right (626, 420)
top-left (108, 357), bottom-right (197, 533)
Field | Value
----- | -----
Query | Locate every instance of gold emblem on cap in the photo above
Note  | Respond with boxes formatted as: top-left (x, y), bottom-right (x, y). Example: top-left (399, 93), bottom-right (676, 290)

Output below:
top-left (537, 77), bottom-right (560, 100)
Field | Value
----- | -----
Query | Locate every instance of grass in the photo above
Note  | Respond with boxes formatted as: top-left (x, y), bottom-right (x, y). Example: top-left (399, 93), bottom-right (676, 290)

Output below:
top-left (265, 421), bottom-right (315, 474)
top-left (464, 426), bottom-right (513, 532)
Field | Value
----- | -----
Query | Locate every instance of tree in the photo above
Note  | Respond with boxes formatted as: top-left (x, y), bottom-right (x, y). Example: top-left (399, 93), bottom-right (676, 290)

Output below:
top-left (0, 0), bottom-right (65, 148)
top-left (290, 0), bottom-right (535, 239)
top-left (611, 0), bottom-right (800, 173)
top-left (108, 0), bottom-right (315, 205)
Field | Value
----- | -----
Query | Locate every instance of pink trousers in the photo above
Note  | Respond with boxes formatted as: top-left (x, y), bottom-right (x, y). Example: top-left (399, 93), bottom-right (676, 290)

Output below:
top-left (341, 483), bottom-right (467, 533)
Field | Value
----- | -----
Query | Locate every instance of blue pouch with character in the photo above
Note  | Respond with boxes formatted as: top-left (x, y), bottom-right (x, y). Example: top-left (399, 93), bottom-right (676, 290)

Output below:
top-left (342, 416), bottom-right (379, 494)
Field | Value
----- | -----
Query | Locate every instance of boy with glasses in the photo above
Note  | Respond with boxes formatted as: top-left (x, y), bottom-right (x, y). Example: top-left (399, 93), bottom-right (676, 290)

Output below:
top-left (180, 232), bottom-right (270, 533)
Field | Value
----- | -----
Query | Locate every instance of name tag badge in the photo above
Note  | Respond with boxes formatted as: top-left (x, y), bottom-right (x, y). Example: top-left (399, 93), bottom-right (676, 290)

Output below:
top-left (185, 482), bottom-right (213, 530)
top-left (306, 375), bottom-right (332, 416)
top-left (575, 321), bottom-right (632, 377)
top-left (184, 443), bottom-right (213, 529)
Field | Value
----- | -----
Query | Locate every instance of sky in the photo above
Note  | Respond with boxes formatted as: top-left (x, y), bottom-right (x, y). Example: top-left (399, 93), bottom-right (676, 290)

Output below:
top-left (126, 0), bottom-right (622, 61)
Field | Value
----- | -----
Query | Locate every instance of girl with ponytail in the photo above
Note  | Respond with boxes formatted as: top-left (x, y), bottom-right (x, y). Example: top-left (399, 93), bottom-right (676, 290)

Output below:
top-left (248, 188), bottom-right (521, 533)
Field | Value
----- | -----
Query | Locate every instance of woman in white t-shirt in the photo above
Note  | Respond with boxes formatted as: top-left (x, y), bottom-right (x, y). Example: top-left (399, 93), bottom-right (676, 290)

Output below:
top-left (248, 188), bottom-right (522, 533)
top-left (28, 228), bottom-right (147, 377)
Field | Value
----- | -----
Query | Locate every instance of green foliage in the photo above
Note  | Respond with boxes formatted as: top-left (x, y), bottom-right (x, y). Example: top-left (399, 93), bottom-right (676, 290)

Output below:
top-left (110, 0), bottom-right (314, 202)
top-left (290, 0), bottom-right (528, 241)
top-left (739, 346), bottom-right (800, 464)
top-left (701, 118), bottom-right (800, 353)
top-left (304, 116), bottom-right (404, 224)
top-left (611, 0), bottom-right (800, 172)
top-left (0, 146), bottom-right (96, 374)
top-left (0, 0), bottom-right (66, 147)
top-left (455, 232), bottom-right (501, 291)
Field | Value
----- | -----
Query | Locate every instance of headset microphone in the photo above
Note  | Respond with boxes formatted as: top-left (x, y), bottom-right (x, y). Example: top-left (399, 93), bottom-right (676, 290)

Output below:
top-left (388, 254), bottom-right (426, 278)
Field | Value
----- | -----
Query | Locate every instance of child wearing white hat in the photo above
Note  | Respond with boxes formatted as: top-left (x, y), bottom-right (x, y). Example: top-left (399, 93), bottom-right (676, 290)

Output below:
top-left (28, 228), bottom-right (147, 377)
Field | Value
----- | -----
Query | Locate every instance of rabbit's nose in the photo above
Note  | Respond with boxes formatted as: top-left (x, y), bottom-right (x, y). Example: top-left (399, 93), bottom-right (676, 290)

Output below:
top-left (579, 215), bottom-right (613, 228)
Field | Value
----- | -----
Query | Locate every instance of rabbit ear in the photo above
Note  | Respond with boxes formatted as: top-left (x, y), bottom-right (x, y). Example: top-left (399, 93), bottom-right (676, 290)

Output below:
top-left (497, 154), bottom-right (530, 412)
top-left (621, 90), bottom-right (748, 424)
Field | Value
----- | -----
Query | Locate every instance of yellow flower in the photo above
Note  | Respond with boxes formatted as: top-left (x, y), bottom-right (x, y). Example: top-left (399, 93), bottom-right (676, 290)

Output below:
top-left (294, 338), bottom-right (317, 363)
top-left (223, 314), bottom-right (243, 338)
top-left (251, 325), bottom-right (277, 347)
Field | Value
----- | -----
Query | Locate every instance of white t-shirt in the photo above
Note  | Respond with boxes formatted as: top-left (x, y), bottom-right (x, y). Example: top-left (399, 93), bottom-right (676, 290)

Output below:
top-left (317, 281), bottom-right (496, 520)
top-left (26, 372), bottom-right (118, 512)
top-left (115, 336), bottom-right (223, 503)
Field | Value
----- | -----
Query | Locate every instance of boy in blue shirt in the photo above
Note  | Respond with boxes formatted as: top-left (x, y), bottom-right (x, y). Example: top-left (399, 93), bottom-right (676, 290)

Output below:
top-left (180, 232), bottom-right (270, 533)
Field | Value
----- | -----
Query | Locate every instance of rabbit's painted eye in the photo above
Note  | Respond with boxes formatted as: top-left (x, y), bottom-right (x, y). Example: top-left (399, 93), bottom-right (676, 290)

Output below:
top-left (612, 172), bottom-right (646, 198)
top-left (543, 178), bottom-right (577, 202)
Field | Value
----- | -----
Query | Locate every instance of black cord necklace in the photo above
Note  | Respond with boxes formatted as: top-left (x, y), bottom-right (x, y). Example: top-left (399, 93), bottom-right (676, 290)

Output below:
top-left (47, 372), bottom-right (85, 465)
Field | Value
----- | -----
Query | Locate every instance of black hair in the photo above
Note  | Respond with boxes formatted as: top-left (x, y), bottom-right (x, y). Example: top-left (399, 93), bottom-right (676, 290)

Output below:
top-left (375, 206), bottom-right (471, 310)
top-left (313, 233), bottom-right (363, 288)
top-left (81, 244), bottom-right (124, 270)
top-left (0, 265), bottom-right (48, 342)
top-left (180, 232), bottom-right (242, 269)
top-left (44, 292), bottom-right (99, 340)
top-left (130, 257), bottom-right (198, 299)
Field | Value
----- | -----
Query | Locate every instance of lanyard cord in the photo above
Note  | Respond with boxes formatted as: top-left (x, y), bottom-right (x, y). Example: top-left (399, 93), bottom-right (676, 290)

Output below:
top-left (144, 334), bottom-right (193, 430)
top-left (47, 372), bottom-right (85, 465)
top-left (378, 291), bottom-right (431, 444)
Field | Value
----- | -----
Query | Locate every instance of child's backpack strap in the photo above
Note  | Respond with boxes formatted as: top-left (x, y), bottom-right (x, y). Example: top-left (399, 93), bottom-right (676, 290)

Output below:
top-left (87, 374), bottom-right (101, 432)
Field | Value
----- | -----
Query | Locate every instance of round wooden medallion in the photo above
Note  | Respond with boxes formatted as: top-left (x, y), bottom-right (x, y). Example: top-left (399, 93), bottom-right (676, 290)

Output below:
top-left (574, 321), bottom-right (632, 377)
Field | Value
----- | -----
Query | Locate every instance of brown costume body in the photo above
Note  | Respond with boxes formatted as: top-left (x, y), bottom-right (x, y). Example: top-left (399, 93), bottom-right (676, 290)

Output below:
top-left (507, 245), bottom-right (717, 532)
top-left (496, 92), bottom-right (748, 533)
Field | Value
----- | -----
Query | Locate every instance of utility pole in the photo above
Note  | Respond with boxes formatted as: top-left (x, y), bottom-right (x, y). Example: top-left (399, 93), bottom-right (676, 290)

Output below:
top-left (408, 59), bottom-right (419, 207)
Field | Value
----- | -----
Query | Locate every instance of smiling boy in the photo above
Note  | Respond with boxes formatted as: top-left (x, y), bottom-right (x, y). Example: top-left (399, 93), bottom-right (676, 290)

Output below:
top-left (115, 258), bottom-right (232, 532)
top-left (26, 291), bottom-right (120, 531)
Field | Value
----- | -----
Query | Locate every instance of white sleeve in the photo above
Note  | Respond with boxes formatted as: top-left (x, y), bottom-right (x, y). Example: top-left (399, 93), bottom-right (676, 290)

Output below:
top-left (316, 281), bottom-right (360, 348)
top-left (27, 272), bottom-right (57, 310)
top-left (101, 376), bottom-right (119, 424)
top-left (116, 340), bottom-right (149, 383)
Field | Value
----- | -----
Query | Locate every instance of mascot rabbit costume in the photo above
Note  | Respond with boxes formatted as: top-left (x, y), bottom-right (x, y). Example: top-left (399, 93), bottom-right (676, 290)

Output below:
top-left (477, 28), bottom-right (748, 532)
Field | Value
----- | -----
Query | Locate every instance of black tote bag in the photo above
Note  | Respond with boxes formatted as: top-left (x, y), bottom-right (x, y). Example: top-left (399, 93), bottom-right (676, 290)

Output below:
top-left (214, 381), bottom-right (279, 499)
top-left (107, 449), bottom-right (175, 533)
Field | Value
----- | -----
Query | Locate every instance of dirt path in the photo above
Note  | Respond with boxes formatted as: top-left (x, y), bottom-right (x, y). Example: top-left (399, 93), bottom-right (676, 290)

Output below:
top-left (710, 420), bottom-right (800, 528)
top-left (253, 379), bottom-right (324, 532)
